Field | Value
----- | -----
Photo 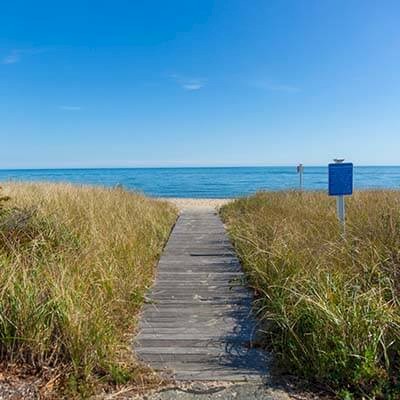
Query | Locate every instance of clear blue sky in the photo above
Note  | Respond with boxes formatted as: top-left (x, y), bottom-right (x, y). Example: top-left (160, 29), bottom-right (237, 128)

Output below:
top-left (1, 0), bottom-right (399, 168)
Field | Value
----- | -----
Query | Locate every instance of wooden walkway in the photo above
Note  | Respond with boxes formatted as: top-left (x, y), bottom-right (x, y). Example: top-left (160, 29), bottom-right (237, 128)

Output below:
top-left (134, 208), bottom-right (268, 381)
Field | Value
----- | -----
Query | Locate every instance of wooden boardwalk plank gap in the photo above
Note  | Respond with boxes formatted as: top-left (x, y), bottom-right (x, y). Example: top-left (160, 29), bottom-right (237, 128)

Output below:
top-left (134, 208), bottom-right (269, 381)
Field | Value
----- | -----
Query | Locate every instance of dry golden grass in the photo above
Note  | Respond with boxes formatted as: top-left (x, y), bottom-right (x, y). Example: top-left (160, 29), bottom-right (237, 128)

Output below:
top-left (221, 191), bottom-right (400, 399)
top-left (0, 182), bottom-right (177, 397)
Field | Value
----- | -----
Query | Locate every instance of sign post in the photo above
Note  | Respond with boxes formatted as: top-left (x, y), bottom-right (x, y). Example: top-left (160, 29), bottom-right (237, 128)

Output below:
top-left (297, 163), bottom-right (304, 191)
top-left (328, 159), bottom-right (353, 235)
top-left (337, 193), bottom-right (345, 227)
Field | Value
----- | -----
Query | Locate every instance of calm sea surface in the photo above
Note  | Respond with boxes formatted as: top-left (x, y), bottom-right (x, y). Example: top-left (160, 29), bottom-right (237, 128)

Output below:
top-left (0, 167), bottom-right (400, 198)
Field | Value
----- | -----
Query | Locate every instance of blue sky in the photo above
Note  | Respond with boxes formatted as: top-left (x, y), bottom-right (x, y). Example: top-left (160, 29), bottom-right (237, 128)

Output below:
top-left (1, 0), bottom-right (399, 168)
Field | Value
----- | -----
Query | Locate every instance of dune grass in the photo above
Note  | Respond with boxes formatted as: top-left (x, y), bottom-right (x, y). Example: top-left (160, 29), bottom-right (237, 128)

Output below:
top-left (221, 191), bottom-right (400, 399)
top-left (0, 182), bottom-right (177, 396)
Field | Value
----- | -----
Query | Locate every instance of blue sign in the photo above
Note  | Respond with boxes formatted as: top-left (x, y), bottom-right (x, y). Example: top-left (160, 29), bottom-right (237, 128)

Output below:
top-left (328, 163), bottom-right (353, 196)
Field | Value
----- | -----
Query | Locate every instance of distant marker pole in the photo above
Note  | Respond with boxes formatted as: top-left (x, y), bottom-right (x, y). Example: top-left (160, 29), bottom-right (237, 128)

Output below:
top-left (297, 163), bottom-right (304, 191)
top-left (328, 158), bottom-right (353, 236)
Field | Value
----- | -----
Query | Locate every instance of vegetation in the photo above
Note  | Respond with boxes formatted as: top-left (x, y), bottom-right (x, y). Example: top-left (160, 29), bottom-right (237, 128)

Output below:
top-left (221, 191), bottom-right (400, 399)
top-left (0, 183), bottom-right (177, 396)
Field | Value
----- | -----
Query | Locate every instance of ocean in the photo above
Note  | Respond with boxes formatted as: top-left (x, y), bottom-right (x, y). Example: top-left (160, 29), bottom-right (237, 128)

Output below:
top-left (0, 166), bottom-right (399, 198)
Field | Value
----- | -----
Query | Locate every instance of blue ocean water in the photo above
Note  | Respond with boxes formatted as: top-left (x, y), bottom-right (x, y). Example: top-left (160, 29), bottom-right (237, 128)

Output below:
top-left (0, 167), bottom-right (400, 198)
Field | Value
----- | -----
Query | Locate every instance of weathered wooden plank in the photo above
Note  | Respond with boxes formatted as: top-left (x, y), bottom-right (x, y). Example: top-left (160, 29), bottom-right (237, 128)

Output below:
top-left (136, 339), bottom-right (241, 348)
top-left (138, 316), bottom-right (252, 325)
top-left (148, 291), bottom-right (250, 298)
top-left (138, 322), bottom-right (247, 329)
top-left (156, 271), bottom-right (243, 277)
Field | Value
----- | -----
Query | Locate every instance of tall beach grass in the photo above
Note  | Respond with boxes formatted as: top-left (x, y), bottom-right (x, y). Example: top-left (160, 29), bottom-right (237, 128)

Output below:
top-left (0, 182), bottom-right (177, 396)
top-left (221, 191), bottom-right (400, 399)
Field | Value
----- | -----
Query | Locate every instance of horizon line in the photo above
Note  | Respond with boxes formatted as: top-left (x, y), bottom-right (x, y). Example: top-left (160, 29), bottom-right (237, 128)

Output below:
top-left (1, 164), bottom-right (400, 171)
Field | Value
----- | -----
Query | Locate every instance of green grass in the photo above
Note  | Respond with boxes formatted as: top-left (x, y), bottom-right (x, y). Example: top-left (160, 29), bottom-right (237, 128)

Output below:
top-left (0, 182), bottom-right (177, 396)
top-left (221, 191), bottom-right (400, 399)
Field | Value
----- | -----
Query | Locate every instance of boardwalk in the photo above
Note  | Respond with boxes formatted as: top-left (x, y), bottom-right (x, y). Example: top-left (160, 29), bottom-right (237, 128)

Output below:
top-left (134, 208), bottom-right (268, 381)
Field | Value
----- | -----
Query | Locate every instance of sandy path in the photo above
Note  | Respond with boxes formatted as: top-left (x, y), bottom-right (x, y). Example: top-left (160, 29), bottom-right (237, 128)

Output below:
top-left (161, 198), bottom-right (233, 211)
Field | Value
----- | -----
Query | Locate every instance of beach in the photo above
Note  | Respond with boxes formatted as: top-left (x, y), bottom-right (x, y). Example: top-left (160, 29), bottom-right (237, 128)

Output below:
top-left (163, 197), bottom-right (232, 211)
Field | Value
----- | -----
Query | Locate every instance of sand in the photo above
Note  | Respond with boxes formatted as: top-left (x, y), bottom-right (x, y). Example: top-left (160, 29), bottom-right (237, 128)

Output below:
top-left (161, 198), bottom-right (233, 211)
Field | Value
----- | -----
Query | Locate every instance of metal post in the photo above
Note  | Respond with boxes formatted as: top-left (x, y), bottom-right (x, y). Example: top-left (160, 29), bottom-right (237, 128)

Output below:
top-left (334, 159), bottom-right (346, 235)
top-left (297, 164), bottom-right (304, 191)
top-left (337, 195), bottom-right (345, 232)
